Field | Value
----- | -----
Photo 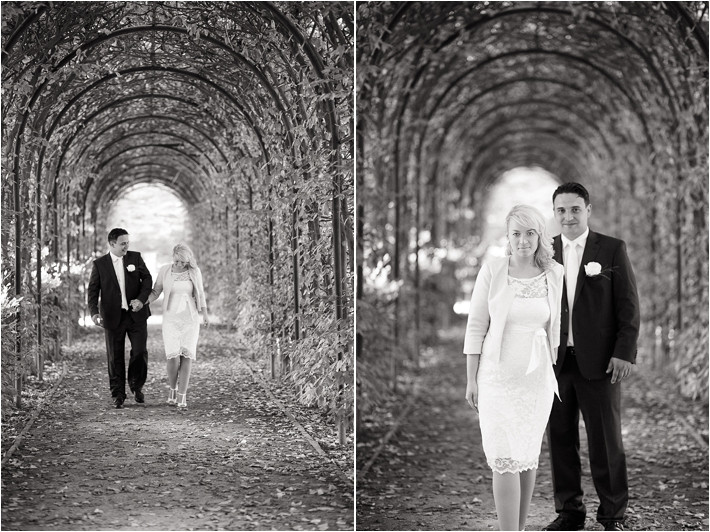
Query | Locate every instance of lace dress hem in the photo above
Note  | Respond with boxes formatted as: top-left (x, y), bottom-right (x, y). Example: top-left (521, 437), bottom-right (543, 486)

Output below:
top-left (166, 347), bottom-right (195, 360)
top-left (489, 457), bottom-right (539, 474)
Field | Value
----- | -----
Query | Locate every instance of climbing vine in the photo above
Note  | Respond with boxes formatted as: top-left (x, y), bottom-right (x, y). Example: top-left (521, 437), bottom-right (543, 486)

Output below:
top-left (356, 1), bottom-right (709, 417)
top-left (1, 2), bottom-right (354, 431)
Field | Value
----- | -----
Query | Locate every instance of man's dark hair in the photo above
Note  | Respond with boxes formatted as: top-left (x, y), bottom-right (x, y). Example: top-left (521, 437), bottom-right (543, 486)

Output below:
top-left (108, 227), bottom-right (129, 244)
top-left (552, 182), bottom-right (590, 206)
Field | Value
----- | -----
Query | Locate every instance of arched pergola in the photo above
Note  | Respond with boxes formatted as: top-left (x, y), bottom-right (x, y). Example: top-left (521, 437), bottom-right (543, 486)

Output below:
top-left (357, 1), bottom-right (708, 406)
top-left (2, 1), bottom-right (354, 434)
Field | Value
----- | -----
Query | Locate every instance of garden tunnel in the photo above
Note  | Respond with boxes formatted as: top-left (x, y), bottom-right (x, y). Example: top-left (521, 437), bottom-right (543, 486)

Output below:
top-left (1, 1), bottom-right (354, 433)
top-left (356, 1), bottom-right (709, 412)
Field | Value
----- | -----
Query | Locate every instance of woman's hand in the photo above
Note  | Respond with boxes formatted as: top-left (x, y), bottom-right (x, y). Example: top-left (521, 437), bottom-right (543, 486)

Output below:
top-left (202, 311), bottom-right (210, 327)
top-left (465, 380), bottom-right (478, 411)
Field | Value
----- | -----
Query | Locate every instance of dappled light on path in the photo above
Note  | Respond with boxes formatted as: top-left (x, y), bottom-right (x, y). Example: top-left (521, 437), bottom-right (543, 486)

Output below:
top-left (356, 326), bottom-right (708, 531)
top-left (2, 328), bottom-right (353, 531)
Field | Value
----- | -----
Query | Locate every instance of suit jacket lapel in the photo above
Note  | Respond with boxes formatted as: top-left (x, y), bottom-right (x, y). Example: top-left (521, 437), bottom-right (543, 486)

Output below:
top-left (104, 253), bottom-right (121, 290)
top-left (553, 236), bottom-right (567, 304)
top-left (574, 230), bottom-right (600, 308)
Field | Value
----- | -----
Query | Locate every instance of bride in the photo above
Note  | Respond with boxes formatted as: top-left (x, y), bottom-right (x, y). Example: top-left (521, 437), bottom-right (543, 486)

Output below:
top-left (148, 243), bottom-right (209, 409)
top-left (463, 204), bottom-right (564, 531)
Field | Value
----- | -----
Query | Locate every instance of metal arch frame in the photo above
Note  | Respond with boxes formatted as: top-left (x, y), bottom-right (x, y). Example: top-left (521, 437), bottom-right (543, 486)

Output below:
top-left (255, 1), bottom-right (347, 328)
top-left (5, 3), bottom-right (352, 424)
top-left (419, 97), bottom-right (618, 198)
top-left (472, 144), bottom-right (585, 193)
top-left (1, 2), bottom-right (49, 61)
top-left (93, 170), bottom-right (202, 217)
top-left (91, 161), bottom-right (203, 210)
top-left (53, 100), bottom-right (235, 228)
top-left (415, 74), bottom-right (645, 232)
top-left (427, 77), bottom-right (651, 158)
top-left (41, 24), bottom-right (297, 141)
top-left (664, 1), bottom-right (709, 59)
top-left (383, 46), bottom-right (655, 290)
top-left (83, 126), bottom-right (223, 177)
top-left (35, 63), bottom-right (270, 258)
top-left (379, 43), bottom-right (653, 289)
top-left (85, 144), bottom-right (212, 212)
top-left (361, 2), bottom-right (685, 237)
top-left (367, 3), bottom-right (681, 123)
top-left (95, 162), bottom-right (200, 198)
top-left (41, 64), bottom-right (267, 161)
top-left (468, 128), bottom-right (588, 178)
top-left (74, 98), bottom-right (232, 164)
top-left (456, 108), bottom-right (611, 162)
top-left (413, 48), bottom-right (653, 149)
top-left (426, 108), bottom-right (610, 191)
top-left (13, 16), bottom-right (312, 244)
top-left (93, 134), bottom-right (218, 174)
top-left (434, 5), bottom-right (680, 114)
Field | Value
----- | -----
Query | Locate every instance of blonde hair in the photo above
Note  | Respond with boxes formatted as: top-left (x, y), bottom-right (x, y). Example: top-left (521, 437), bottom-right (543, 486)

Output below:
top-left (173, 243), bottom-right (198, 269)
top-left (505, 204), bottom-right (555, 270)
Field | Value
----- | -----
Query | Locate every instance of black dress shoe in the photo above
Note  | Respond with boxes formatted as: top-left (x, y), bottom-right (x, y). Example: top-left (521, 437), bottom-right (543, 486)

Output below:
top-left (543, 515), bottom-right (585, 531)
top-left (603, 522), bottom-right (625, 531)
top-left (134, 389), bottom-right (145, 403)
top-left (114, 397), bottom-right (124, 409)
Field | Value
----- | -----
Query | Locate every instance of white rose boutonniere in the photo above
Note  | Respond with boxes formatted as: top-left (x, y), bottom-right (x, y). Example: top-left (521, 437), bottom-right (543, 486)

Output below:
top-left (584, 261), bottom-right (615, 279)
top-left (126, 264), bottom-right (136, 272)
top-left (584, 262), bottom-right (602, 276)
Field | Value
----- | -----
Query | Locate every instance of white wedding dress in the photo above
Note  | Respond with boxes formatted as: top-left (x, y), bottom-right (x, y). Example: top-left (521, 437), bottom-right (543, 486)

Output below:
top-left (477, 272), bottom-right (557, 474)
top-left (162, 271), bottom-right (200, 360)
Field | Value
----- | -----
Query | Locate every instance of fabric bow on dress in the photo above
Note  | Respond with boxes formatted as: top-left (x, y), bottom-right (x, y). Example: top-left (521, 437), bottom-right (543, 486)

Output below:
top-left (526, 328), bottom-right (560, 399)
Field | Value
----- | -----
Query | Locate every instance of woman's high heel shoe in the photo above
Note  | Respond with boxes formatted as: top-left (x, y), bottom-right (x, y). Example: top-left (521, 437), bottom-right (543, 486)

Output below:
top-left (167, 387), bottom-right (177, 405)
top-left (177, 392), bottom-right (187, 408)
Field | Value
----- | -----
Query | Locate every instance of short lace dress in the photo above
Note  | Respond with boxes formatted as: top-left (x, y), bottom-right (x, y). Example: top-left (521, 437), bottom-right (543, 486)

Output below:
top-left (476, 272), bottom-right (557, 474)
top-left (162, 270), bottom-right (200, 360)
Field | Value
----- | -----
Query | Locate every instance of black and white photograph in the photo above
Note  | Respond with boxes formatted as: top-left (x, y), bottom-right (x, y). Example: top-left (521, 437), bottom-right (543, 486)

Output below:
top-left (3, 1), bottom-right (710, 531)
top-left (1, 2), bottom-right (354, 530)
top-left (356, 2), bottom-right (708, 531)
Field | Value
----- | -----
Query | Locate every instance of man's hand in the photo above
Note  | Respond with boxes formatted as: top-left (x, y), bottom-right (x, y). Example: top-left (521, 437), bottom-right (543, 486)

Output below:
top-left (91, 314), bottom-right (103, 327)
top-left (606, 357), bottom-right (633, 384)
top-left (130, 299), bottom-right (143, 312)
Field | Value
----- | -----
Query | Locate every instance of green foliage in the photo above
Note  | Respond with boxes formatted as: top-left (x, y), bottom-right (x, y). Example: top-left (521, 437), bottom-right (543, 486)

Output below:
top-left (673, 323), bottom-right (710, 403)
top-left (1, 1), bottom-right (354, 430)
top-left (357, 1), bottom-right (709, 408)
top-left (355, 297), bottom-right (395, 419)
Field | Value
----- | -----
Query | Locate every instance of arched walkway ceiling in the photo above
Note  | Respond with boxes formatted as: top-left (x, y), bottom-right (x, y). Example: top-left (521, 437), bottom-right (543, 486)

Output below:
top-left (358, 1), bottom-right (708, 206)
top-left (3, 1), bottom-right (352, 218)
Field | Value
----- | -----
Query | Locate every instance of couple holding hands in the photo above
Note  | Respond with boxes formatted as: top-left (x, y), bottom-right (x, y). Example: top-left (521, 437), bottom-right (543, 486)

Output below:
top-left (464, 182), bottom-right (640, 531)
top-left (87, 228), bottom-right (209, 410)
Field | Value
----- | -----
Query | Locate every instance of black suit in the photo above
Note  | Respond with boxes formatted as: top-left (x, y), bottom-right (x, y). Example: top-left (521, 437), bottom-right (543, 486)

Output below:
top-left (87, 251), bottom-right (152, 400)
top-left (548, 230), bottom-right (640, 525)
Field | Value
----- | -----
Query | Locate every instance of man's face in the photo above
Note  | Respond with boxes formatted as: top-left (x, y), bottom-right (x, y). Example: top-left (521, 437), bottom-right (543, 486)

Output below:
top-left (109, 234), bottom-right (130, 256)
top-left (553, 193), bottom-right (591, 240)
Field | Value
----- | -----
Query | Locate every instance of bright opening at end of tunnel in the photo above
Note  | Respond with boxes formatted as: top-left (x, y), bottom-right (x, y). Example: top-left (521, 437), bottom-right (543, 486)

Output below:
top-left (80, 183), bottom-right (192, 327)
top-left (453, 166), bottom-right (561, 316)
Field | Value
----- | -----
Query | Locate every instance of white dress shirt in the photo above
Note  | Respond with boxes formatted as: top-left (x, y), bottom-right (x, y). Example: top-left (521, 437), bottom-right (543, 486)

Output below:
top-left (110, 252), bottom-right (129, 310)
top-left (561, 227), bottom-right (589, 346)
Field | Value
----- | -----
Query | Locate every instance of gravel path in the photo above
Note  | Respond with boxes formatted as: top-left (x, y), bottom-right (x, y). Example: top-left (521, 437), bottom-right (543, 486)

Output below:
top-left (356, 329), bottom-right (708, 531)
top-left (2, 327), bottom-right (353, 531)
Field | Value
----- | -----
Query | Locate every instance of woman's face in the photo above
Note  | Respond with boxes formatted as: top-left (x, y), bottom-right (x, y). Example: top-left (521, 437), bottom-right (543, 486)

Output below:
top-left (172, 257), bottom-right (188, 271)
top-left (508, 220), bottom-right (539, 260)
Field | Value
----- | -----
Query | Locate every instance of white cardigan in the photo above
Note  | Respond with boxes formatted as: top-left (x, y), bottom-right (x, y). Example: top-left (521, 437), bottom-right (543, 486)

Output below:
top-left (463, 256), bottom-right (564, 367)
top-left (147, 264), bottom-right (207, 318)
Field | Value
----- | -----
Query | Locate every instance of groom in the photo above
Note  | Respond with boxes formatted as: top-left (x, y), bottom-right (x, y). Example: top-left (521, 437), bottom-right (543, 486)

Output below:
top-left (545, 183), bottom-right (640, 532)
top-left (88, 228), bottom-right (152, 409)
